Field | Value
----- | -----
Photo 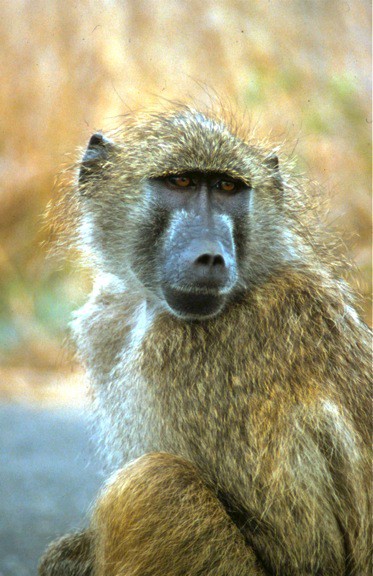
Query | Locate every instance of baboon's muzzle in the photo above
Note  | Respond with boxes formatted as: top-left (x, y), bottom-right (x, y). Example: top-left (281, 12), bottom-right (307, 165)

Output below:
top-left (161, 215), bottom-right (237, 319)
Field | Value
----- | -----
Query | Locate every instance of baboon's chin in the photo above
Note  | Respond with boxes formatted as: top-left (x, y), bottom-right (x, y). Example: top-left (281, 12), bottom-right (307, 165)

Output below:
top-left (162, 286), bottom-right (226, 321)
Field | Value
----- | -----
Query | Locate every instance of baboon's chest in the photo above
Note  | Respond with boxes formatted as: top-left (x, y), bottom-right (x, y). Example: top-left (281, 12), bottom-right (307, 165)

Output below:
top-left (148, 379), bottom-right (347, 573)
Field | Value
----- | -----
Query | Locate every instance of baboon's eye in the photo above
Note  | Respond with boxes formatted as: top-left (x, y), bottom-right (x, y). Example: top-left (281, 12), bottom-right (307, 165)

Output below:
top-left (217, 180), bottom-right (237, 193)
top-left (168, 175), bottom-right (192, 188)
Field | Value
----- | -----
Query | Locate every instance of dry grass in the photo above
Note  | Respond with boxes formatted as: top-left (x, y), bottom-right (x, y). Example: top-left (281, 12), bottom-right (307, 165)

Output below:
top-left (0, 0), bottom-right (371, 384)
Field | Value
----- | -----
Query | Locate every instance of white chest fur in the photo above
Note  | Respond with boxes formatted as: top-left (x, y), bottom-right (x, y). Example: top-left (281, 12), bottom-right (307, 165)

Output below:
top-left (72, 287), bottom-right (164, 470)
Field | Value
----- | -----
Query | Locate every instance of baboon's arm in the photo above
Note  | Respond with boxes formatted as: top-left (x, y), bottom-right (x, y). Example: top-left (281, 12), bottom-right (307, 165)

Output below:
top-left (93, 452), bottom-right (265, 576)
top-left (40, 452), bottom-right (265, 576)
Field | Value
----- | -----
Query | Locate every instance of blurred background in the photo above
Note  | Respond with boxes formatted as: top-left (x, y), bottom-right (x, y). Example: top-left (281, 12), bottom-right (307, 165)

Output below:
top-left (0, 0), bottom-right (371, 404)
top-left (0, 2), bottom-right (371, 574)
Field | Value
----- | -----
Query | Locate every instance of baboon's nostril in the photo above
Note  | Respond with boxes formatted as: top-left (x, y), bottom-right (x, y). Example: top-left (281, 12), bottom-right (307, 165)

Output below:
top-left (195, 253), bottom-right (225, 267)
top-left (212, 254), bottom-right (225, 266)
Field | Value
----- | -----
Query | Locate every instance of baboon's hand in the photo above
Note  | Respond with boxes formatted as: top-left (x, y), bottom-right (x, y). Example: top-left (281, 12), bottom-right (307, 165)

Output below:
top-left (38, 531), bottom-right (93, 576)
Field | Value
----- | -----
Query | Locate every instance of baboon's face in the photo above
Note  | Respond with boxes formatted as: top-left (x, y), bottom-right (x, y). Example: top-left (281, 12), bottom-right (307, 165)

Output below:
top-left (135, 172), bottom-right (251, 320)
top-left (79, 115), bottom-right (285, 321)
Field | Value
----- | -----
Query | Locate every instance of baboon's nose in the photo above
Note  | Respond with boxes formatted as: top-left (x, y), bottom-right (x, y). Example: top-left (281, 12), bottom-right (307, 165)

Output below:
top-left (192, 240), bottom-right (226, 269)
top-left (186, 240), bottom-right (229, 288)
top-left (194, 251), bottom-right (226, 269)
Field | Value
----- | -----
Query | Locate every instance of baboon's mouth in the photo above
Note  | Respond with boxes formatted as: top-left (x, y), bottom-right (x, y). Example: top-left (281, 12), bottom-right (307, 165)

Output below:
top-left (162, 285), bottom-right (226, 320)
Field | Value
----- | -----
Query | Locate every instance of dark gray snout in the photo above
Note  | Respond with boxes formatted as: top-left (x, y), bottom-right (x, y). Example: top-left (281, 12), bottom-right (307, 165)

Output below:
top-left (161, 213), bottom-right (237, 319)
top-left (184, 238), bottom-right (230, 289)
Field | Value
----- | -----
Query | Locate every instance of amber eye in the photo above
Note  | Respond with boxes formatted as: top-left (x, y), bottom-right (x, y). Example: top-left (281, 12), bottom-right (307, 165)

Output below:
top-left (168, 175), bottom-right (192, 188)
top-left (219, 180), bottom-right (236, 192)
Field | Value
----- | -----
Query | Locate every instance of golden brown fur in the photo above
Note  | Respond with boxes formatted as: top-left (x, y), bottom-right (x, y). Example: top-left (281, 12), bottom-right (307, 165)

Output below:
top-left (40, 105), bottom-right (372, 575)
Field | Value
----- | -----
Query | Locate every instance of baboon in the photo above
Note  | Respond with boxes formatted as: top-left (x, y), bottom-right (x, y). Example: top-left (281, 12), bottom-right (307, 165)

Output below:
top-left (39, 106), bottom-right (372, 576)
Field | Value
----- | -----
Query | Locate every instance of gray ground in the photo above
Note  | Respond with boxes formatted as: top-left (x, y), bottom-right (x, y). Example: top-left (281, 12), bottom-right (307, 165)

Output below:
top-left (0, 404), bottom-right (102, 576)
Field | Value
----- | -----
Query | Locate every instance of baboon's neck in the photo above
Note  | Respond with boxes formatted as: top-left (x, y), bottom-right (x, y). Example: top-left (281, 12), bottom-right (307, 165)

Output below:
top-left (139, 266), bottom-right (355, 396)
top-left (73, 264), bottom-right (370, 470)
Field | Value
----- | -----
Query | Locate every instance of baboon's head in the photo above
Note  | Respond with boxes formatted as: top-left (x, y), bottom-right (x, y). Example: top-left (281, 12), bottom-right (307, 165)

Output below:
top-left (78, 108), bottom-right (294, 320)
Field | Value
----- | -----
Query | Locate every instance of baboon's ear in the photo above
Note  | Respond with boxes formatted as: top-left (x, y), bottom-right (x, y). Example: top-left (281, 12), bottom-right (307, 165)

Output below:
top-left (79, 133), bottom-right (116, 190)
top-left (264, 153), bottom-right (283, 192)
